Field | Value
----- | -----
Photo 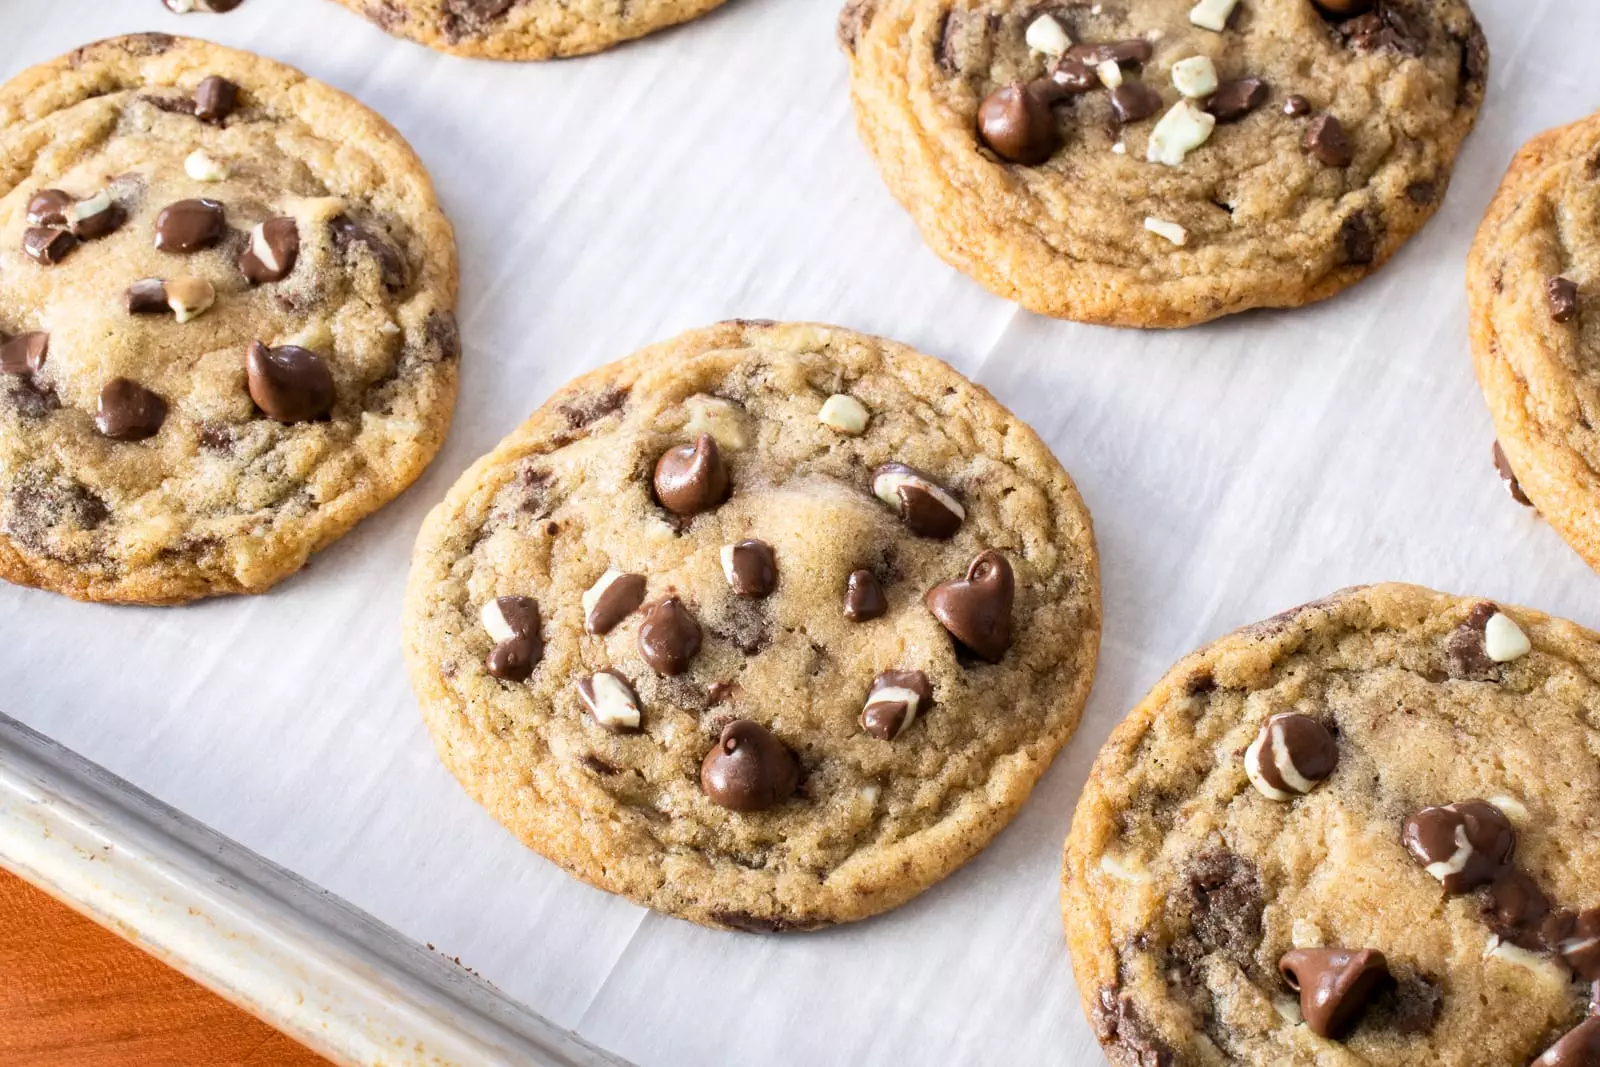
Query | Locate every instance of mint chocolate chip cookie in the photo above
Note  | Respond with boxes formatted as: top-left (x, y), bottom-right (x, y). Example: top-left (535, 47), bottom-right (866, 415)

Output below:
top-left (841, 0), bottom-right (1487, 327)
top-left (403, 320), bottom-right (1100, 930)
top-left (0, 35), bottom-right (459, 603)
top-left (1063, 584), bottom-right (1600, 1065)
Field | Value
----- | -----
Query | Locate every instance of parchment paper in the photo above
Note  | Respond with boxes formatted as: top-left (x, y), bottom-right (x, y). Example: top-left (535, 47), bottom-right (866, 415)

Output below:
top-left (2, 1), bottom-right (1596, 1062)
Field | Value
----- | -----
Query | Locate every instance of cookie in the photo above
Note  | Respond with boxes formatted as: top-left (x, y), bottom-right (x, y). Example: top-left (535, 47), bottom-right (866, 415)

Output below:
top-left (0, 34), bottom-right (459, 603)
top-left (1062, 583), bottom-right (1600, 1065)
top-left (332, 0), bottom-right (732, 60)
top-left (840, 0), bottom-right (1487, 328)
top-left (1469, 111), bottom-right (1600, 574)
top-left (402, 320), bottom-right (1100, 930)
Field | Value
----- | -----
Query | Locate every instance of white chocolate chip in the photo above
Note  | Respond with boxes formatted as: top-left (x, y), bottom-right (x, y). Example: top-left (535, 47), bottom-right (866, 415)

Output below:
top-left (1090, 3), bottom-right (1102, 13)
top-left (164, 277), bottom-right (215, 323)
top-left (1189, 0), bottom-right (1240, 32)
top-left (1172, 55), bottom-right (1219, 98)
top-left (1144, 217), bottom-right (1189, 246)
top-left (70, 190), bottom-right (113, 226)
top-left (580, 672), bottom-right (641, 731)
top-left (1025, 14), bottom-right (1071, 57)
top-left (872, 469), bottom-right (966, 522)
top-left (1485, 936), bottom-right (1570, 984)
top-left (1096, 59), bottom-right (1124, 89)
top-left (818, 393), bottom-right (870, 435)
top-left (480, 599), bottom-right (518, 643)
top-left (1098, 851), bottom-right (1152, 883)
top-left (858, 784), bottom-right (881, 808)
top-left (1488, 795), bottom-right (1529, 824)
top-left (1291, 918), bottom-right (1322, 949)
top-left (1147, 100), bottom-right (1217, 166)
top-left (184, 149), bottom-right (229, 182)
top-left (1484, 612), bottom-right (1531, 662)
top-left (582, 568), bottom-right (626, 624)
top-left (1112, 142), bottom-right (1127, 155)
top-left (719, 545), bottom-right (738, 587)
top-left (1271, 997), bottom-right (1304, 1025)
top-left (683, 394), bottom-right (748, 451)
top-left (379, 321), bottom-right (402, 336)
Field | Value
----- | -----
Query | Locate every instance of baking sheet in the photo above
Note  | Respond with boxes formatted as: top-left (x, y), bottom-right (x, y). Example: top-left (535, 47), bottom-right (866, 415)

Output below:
top-left (0, 0), bottom-right (1595, 1063)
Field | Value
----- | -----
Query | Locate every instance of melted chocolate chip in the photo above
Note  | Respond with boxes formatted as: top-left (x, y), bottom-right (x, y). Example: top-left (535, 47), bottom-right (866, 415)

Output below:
top-left (330, 214), bottom-right (405, 290)
top-left (1403, 799), bottom-right (1514, 893)
top-left (977, 83), bottom-right (1061, 165)
top-left (1481, 869), bottom-right (1553, 949)
top-left (239, 217), bottom-right (300, 284)
top-left (193, 75), bottom-right (238, 122)
top-left (1185, 850), bottom-right (1264, 966)
top-left (1535, 1017), bottom-right (1600, 1067)
top-left (1110, 83), bottom-right (1164, 125)
top-left (585, 571), bottom-right (647, 635)
top-left (724, 539), bottom-right (776, 597)
top-left (23, 227), bottom-right (76, 265)
top-left (1207, 77), bottom-right (1267, 122)
top-left (27, 190), bottom-right (73, 227)
top-left (653, 434), bottom-right (729, 517)
top-left (125, 278), bottom-right (169, 314)
top-left (246, 341), bottom-right (335, 423)
top-left (925, 550), bottom-right (1014, 663)
top-left (872, 463), bottom-right (964, 538)
top-left (0, 333), bottom-right (48, 375)
top-left (699, 719), bottom-right (799, 812)
top-left (843, 569), bottom-right (887, 621)
top-left (1493, 441), bottom-right (1533, 507)
top-left (1049, 56), bottom-right (1098, 94)
top-left (1279, 948), bottom-right (1390, 1039)
top-left (1549, 277), bottom-right (1581, 324)
top-left (486, 633), bottom-right (540, 681)
top-left (95, 378), bottom-right (167, 441)
top-left (1244, 712), bottom-right (1338, 799)
top-left (637, 596), bottom-right (702, 675)
top-left (861, 669), bottom-right (932, 740)
top-left (1446, 601), bottom-right (1500, 680)
top-left (154, 198), bottom-right (225, 253)
top-left (1091, 987), bottom-right (1176, 1067)
top-left (1305, 114), bottom-right (1354, 167)
top-left (1557, 909), bottom-right (1600, 981)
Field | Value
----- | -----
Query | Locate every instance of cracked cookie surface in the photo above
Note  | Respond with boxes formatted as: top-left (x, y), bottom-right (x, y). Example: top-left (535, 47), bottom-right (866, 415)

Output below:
top-left (1063, 583), bottom-right (1600, 1066)
top-left (1469, 110), bottom-right (1600, 576)
top-left (331, 0), bottom-right (732, 60)
top-left (0, 34), bottom-right (459, 603)
top-left (841, 0), bottom-right (1486, 327)
top-left (402, 320), bottom-right (1100, 930)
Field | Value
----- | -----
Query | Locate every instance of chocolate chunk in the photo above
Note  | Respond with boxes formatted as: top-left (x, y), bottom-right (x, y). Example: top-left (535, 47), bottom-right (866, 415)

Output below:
top-left (1186, 849), bottom-right (1263, 965)
top-left (1403, 799), bottom-right (1514, 893)
top-left (1548, 277), bottom-right (1580, 323)
top-left (1049, 56), bottom-right (1098, 94)
top-left (126, 278), bottom-right (170, 314)
top-left (1557, 909), bottom-right (1600, 980)
top-left (23, 227), bottom-right (76, 265)
top-left (584, 570), bottom-right (647, 635)
top-left (246, 341), bottom-right (336, 423)
top-left (95, 378), bottom-right (167, 441)
top-left (1284, 94), bottom-right (1312, 117)
top-left (0, 332), bottom-right (48, 375)
top-left (193, 75), bottom-right (238, 122)
top-left (1493, 441), bottom-right (1533, 507)
top-left (576, 669), bottom-right (642, 733)
top-left (1109, 83), bottom-right (1163, 125)
top-left (722, 539), bottom-right (776, 597)
top-left (1339, 211), bottom-right (1378, 266)
top-left (872, 463), bottom-right (964, 538)
top-left (1535, 1017), bottom-right (1600, 1067)
top-left (154, 198), bottom-right (225, 252)
top-left (1279, 948), bottom-right (1390, 1039)
top-left (1067, 39), bottom-right (1154, 66)
top-left (699, 719), bottom-right (799, 812)
top-left (637, 596), bottom-right (702, 676)
top-left (1446, 601), bottom-right (1499, 680)
top-left (239, 217), bottom-right (300, 284)
top-left (1305, 114), bottom-right (1354, 167)
top-left (860, 669), bottom-right (932, 740)
top-left (653, 434), bottom-right (729, 517)
top-left (925, 550), bottom-right (1014, 663)
top-left (1339, 9), bottom-right (1424, 55)
top-left (843, 569), bottom-right (887, 621)
top-left (26, 189), bottom-right (73, 227)
top-left (1243, 712), bottom-right (1337, 800)
top-left (977, 83), bottom-right (1061, 165)
top-left (486, 633), bottom-right (540, 681)
top-left (330, 214), bottom-right (405, 290)
top-left (1207, 77), bottom-right (1267, 122)
top-left (1311, 0), bottom-right (1375, 15)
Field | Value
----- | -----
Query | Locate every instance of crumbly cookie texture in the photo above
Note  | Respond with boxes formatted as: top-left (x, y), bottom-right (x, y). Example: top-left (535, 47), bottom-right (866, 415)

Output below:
top-left (1469, 111), bottom-right (1600, 575)
top-left (332, 0), bottom-right (731, 60)
top-left (403, 321), bottom-right (1100, 930)
top-left (0, 34), bottom-right (459, 603)
top-left (841, 0), bottom-right (1487, 328)
top-left (1063, 583), bottom-right (1600, 1066)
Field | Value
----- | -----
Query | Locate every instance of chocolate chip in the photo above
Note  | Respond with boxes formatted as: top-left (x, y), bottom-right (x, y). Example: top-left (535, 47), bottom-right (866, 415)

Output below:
top-left (246, 341), bottom-right (335, 423)
top-left (154, 198), bottom-right (225, 253)
top-left (1556, 908), bottom-right (1600, 980)
top-left (977, 83), bottom-right (1061, 165)
top-left (722, 539), bottom-right (776, 597)
top-left (1109, 82), bottom-right (1163, 125)
top-left (1305, 114), bottom-right (1354, 167)
top-left (925, 550), bottom-right (1014, 663)
top-left (699, 719), bottom-right (799, 812)
top-left (1535, 1017), bottom-right (1600, 1067)
top-left (95, 378), bottom-right (167, 441)
top-left (480, 595), bottom-right (540, 642)
top-left (239, 217), bottom-right (299, 284)
top-left (125, 278), bottom-right (169, 314)
top-left (1548, 277), bottom-right (1580, 323)
top-left (23, 227), bottom-right (76, 265)
top-left (1185, 849), bottom-right (1263, 965)
top-left (1481, 869), bottom-right (1553, 949)
top-left (68, 191), bottom-right (121, 240)
top-left (1049, 55), bottom-right (1098, 94)
top-left (1403, 799), bottom-right (1514, 893)
top-left (1492, 441), bottom-right (1533, 507)
top-left (1311, 0), bottom-right (1375, 15)
top-left (637, 596), bottom-right (702, 675)
top-left (860, 669), bottom-right (932, 740)
top-left (1284, 94), bottom-right (1312, 117)
top-left (1067, 39), bottom-right (1154, 66)
top-left (27, 189), bottom-right (73, 227)
top-left (872, 463), bottom-right (964, 538)
top-left (1244, 712), bottom-right (1337, 800)
top-left (843, 569), bottom-right (887, 621)
top-left (193, 75), bottom-right (238, 122)
top-left (653, 433), bottom-right (729, 517)
top-left (486, 633), bottom-right (540, 681)
top-left (583, 569), bottom-right (647, 635)
top-left (576, 669), bottom-right (642, 733)
top-left (1207, 77), bottom-right (1267, 122)
top-left (1446, 601), bottom-right (1499, 680)
top-left (0, 333), bottom-right (48, 375)
top-left (1279, 948), bottom-right (1390, 1039)
top-left (1339, 211), bottom-right (1378, 266)
top-left (330, 214), bottom-right (405, 290)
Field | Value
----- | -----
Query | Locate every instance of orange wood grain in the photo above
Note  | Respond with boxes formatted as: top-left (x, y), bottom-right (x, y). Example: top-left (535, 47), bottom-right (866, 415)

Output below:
top-left (0, 869), bottom-right (334, 1067)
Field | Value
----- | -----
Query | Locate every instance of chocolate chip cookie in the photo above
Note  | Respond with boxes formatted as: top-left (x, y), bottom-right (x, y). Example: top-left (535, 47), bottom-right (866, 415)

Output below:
top-left (0, 34), bottom-right (459, 603)
top-left (1469, 110), bottom-right (1600, 576)
top-left (1063, 584), bottom-right (1600, 1065)
top-left (841, 0), bottom-right (1487, 328)
top-left (402, 320), bottom-right (1100, 930)
top-left (332, 0), bottom-right (732, 60)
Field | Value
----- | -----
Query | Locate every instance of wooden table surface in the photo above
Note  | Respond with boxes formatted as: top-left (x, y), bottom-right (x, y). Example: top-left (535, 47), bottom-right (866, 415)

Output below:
top-left (0, 869), bottom-right (333, 1067)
